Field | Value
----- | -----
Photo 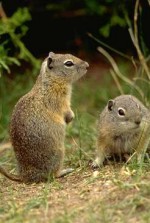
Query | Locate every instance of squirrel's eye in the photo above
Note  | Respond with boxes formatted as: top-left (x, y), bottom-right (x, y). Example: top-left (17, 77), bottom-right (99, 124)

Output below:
top-left (118, 108), bottom-right (125, 116)
top-left (64, 60), bottom-right (74, 67)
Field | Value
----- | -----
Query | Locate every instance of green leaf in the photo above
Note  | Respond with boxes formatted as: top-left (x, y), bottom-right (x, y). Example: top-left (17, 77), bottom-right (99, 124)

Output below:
top-left (99, 24), bottom-right (110, 38)
top-left (0, 60), bottom-right (10, 73)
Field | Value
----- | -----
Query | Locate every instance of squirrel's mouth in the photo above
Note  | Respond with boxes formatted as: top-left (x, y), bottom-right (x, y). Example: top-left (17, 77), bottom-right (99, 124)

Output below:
top-left (132, 125), bottom-right (141, 132)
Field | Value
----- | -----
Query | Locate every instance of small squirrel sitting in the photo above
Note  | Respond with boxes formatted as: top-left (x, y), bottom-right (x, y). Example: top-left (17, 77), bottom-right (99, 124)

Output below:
top-left (93, 94), bottom-right (150, 167)
top-left (0, 52), bottom-right (89, 183)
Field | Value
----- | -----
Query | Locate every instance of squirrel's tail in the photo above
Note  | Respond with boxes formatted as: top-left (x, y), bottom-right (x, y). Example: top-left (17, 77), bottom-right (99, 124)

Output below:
top-left (0, 166), bottom-right (22, 183)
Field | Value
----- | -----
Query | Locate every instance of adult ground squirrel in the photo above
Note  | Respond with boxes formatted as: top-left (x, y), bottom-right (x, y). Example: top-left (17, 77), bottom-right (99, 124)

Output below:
top-left (93, 95), bottom-right (150, 167)
top-left (0, 52), bottom-right (89, 183)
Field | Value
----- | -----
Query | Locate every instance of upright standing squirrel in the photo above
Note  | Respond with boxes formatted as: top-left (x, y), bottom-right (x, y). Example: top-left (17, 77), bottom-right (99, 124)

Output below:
top-left (0, 52), bottom-right (89, 183)
top-left (93, 95), bottom-right (150, 167)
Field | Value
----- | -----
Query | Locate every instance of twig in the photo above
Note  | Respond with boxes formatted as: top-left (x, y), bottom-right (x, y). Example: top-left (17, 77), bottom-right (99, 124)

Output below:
top-left (129, 0), bottom-right (150, 80)
top-left (133, 77), bottom-right (150, 85)
top-left (0, 142), bottom-right (12, 153)
top-left (136, 120), bottom-right (150, 155)
top-left (146, 55), bottom-right (150, 62)
top-left (0, 2), bottom-right (7, 19)
top-left (125, 151), bottom-right (136, 164)
top-left (110, 69), bottom-right (124, 95)
top-left (97, 46), bottom-right (145, 99)
top-left (126, 120), bottom-right (150, 164)
top-left (87, 32), bottom-right (136, 62)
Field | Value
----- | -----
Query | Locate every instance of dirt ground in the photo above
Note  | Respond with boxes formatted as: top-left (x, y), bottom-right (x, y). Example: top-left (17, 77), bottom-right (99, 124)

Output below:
top-left (0, 148), bottom-right (150, 223)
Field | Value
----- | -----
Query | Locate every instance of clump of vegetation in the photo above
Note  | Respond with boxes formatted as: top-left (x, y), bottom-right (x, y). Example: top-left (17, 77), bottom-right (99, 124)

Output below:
top-left (0, 3), bottom-right (40, 76)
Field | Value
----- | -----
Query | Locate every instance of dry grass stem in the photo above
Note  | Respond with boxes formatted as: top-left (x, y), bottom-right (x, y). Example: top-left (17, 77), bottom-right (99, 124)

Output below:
top-left (136, 121), bottom-right (150, 155)
top-left (110, 69), bottom-right (124, 95)
top-left (88, 32), bottom-right (137, 62)
top-left (0, 2), bottom-right (7, 19)
top-left (129, 0), bottom-right (150, 80)
top-left (97, 46), bottom-right (145, 99)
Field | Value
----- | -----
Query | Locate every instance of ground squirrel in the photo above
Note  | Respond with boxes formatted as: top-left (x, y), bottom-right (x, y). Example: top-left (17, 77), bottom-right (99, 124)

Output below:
top-left (0, 52), bottom-right (89, 183)
top-left (93, 94), bottom-right (150, 167)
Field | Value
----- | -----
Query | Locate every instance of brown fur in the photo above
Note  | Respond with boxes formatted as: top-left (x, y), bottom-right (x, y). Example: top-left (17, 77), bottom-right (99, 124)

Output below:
top-left (93, 95), bottom-right (150, 167)
top-left (0, 52), bottom-right (89, 183)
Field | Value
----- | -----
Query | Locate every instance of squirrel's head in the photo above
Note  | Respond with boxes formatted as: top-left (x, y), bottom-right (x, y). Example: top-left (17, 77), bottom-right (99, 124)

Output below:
top-left (106, 95), bottom-right (148, 133)
top-left (41, 52), bottom-right (89, 83)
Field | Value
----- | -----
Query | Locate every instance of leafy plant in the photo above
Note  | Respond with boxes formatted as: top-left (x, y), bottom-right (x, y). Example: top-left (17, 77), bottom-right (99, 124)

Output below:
top-left (0, 4), bottom-right (40, 76)
top-left (84, 0), bottom-right (127, 37)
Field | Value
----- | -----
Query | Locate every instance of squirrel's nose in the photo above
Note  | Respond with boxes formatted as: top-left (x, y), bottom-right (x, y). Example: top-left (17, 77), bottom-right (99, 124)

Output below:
top-left (135, 118), bottom-right (141, 125)
top-left (135, 120), bottom-right (141, 125)
top-left (85, 62), bottom-right (89, 68)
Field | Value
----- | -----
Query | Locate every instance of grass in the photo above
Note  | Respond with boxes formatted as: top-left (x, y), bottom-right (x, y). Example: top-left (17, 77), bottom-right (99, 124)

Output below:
top-left (0, 59), bottom-right (150, 222)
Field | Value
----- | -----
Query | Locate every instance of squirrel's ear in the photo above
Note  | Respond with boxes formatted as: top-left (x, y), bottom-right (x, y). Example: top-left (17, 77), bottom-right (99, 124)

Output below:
top-left (48, 52), bottom-right (55, 57)
top-left (47, 52), bottom-right (55, 69)
top-left (47, 57), bottom-right (53, 69)
top-left (108, 100), bottom-right (114, 111)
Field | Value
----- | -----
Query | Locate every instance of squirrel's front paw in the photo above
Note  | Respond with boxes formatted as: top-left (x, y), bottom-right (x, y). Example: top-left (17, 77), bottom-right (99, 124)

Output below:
top-left (91, 157), bottom-right (104, 169)
top-left (91, 161), bottom-right (100, 169)
top-left (65, 111), bottom-right (75, 124)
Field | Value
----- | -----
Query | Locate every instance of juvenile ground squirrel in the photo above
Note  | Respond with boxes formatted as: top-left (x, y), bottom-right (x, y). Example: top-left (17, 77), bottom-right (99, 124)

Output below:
top-left (0, 52), bottom-right (89, 183)
top-left (93, 95), bottom-right (150, 167)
